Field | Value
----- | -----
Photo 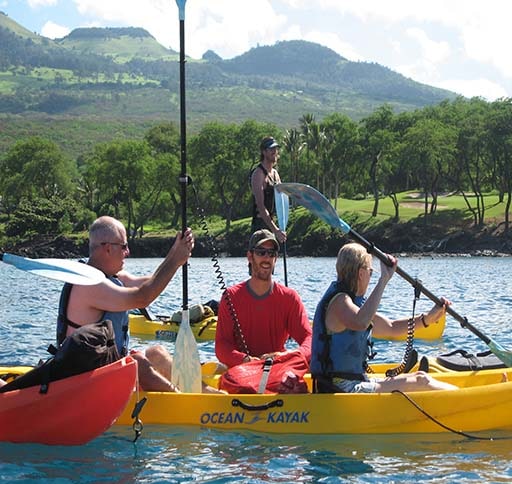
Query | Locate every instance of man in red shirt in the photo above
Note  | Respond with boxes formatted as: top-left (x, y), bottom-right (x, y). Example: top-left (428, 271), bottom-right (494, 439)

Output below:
top-left (215, 229), bottom-right (312, 368)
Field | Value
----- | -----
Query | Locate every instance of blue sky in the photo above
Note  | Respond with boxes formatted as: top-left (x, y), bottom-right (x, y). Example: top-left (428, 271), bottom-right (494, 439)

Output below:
top-left (2, 0), bottom-right (512, 101)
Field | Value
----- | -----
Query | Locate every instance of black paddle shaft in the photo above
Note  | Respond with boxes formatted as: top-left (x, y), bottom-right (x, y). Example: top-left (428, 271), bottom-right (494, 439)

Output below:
top-left (178, 15), bottom-right (188, 311)
top-left (348, 229), bottom-right (492, 345)
top-left (282, 241), bottom-right (288, 286)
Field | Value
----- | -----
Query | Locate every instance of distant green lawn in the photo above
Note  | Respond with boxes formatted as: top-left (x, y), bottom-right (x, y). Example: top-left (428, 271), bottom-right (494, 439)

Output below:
top-left (144, 190), bottom-right (509, 236)
top-left (329, 191), bottom-right (507, 229)
top-left (1, 190), bottom-right (509, 243)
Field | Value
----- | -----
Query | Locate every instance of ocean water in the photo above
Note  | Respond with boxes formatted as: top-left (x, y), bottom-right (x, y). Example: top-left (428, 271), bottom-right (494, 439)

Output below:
top-left (1, 255), bottom-right (512, 482)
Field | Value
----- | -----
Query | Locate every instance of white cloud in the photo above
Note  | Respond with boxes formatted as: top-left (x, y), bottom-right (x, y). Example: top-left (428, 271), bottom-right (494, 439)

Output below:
top-left (74, 0), bottom-right (152, 25)
top-left (179, 1), bottom-right (288, 58)
top-left (70, 0), bottom-right (287, 58)
top-left (41, 20), bottom-right (71, 39)
top-left (405, 27), bottom-right (450, 65)
top-left (435, 79), bottom-right (508, 101)
top-left (28, 0), bottom-right (57, 7)
top-left (398, 59), bottom-right (441, 85)
top-left (392, 28), bottom-right (452, 92)
top-left (461, 24), bottom-right (512, 78)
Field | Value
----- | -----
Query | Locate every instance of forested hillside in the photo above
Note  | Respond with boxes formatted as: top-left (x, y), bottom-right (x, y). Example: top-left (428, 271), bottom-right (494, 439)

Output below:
top-left (0, 12), bottom-right (457, 159)
top-left (2, 97), bottom-right (512, 254)
top-left (4, 12), bottom-right (511, 256)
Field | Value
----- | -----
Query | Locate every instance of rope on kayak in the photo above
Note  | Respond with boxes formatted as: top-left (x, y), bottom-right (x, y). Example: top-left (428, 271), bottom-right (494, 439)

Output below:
top-left (190, 178), bottom-right (250, 354)
top-left (392, 389), bottom-right (506, 440)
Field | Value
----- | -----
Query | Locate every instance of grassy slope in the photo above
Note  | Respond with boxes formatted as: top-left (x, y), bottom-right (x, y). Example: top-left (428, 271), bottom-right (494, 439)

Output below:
top-left (0, 83), bottom-right (421, 159)
top-left (58, 36), bottom-right (178, 62)
top-left (189, 191), bottom-right (507, 239)
top-left (0, 12), bottom-right (41, 40)
top-left (0, 114), bottom-right (166, 159)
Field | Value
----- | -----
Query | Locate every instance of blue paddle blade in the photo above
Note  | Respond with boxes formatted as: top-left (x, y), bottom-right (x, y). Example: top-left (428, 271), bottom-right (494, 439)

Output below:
top-left (488, 340), bottom-right (512, 367)
top-left (1, 253), bottom-right (104, 286)
top-left (175, 0), bottom-right (186, 20)
top-left (276, 183), bottom-right (351, 234)
top-left (274, 187), bottom-right (289, 231)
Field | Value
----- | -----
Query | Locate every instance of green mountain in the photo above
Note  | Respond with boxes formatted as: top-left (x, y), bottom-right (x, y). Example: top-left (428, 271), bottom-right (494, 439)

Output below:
top-left (58, 27), bottom-right (178, 62)
top-left (0, 11), bottom-right (457, 158)
top-left (0, 10), bottom-right (41, 40)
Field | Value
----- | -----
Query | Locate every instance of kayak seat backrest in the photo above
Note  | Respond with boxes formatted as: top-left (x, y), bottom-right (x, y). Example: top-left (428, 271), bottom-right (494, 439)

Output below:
top-left (436, 349), bottom-right (506, 371)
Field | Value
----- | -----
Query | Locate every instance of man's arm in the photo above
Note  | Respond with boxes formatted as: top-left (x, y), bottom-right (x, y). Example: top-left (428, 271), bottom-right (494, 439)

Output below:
top-left (69, 229), bottom-right (193, 322)
top-left (116, 271), bottom-right (151, 288)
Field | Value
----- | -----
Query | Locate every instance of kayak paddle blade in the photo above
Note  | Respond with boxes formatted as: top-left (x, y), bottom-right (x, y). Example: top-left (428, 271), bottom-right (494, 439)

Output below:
top-left (1, 253), bottom-right (104, 286)
top-left (276, 183), bottom-right (351, 233)
top-left (172, 309), bottom-right (202, 393)
top-left (487, 340), bottom-right (512, 367)
top-left (275, 187), bottom-right (290, 231)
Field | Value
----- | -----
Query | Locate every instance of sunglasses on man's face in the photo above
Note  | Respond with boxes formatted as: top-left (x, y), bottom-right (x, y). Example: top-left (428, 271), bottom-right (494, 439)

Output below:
top-left (252, 248), bottom-right (278, 258)
top-left (101, 242), bottom-right (129, 250)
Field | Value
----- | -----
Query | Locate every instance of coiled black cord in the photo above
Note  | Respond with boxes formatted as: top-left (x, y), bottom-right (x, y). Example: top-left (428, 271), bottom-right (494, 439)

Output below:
top-left (189, 179), bottom-right (249, 354)
top-left (385, 280), bottom-right (421, 377)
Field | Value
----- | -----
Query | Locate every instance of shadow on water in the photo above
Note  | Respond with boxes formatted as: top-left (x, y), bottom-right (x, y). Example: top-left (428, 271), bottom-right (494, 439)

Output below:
top-left (117, 426), bottom-right (376, 482)
top-left (140, 427), bottom-right (512, 482)
top-left (1, 415), bottom-right (512, 482)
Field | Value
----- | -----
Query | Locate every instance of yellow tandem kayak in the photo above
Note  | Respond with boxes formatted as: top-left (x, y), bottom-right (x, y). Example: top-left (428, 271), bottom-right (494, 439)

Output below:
top-left (4, 358), bottom-right (509, 435)
top-left (128, 313), bottom-right (445, 342)
top-left (116, 366), bottom-right (512, 434)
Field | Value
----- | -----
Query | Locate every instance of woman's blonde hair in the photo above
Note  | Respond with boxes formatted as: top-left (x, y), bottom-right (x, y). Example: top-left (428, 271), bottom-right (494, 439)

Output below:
top-left (335, 243), bottom-right (371, 295)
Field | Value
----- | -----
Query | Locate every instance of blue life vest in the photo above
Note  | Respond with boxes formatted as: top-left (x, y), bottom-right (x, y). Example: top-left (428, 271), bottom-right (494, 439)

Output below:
top-left (311, 280), bottom-right (373, 380)
top-left (57, 276), bottom-right (129, 356)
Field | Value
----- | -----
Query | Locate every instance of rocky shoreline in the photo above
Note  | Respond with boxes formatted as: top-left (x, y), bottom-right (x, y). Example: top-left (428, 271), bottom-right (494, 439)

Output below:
top-left (3, 223), bottom-right (511, 259)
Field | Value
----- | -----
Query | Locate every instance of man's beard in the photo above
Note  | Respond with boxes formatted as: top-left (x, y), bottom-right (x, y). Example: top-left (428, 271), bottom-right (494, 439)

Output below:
top-left (254, 266), bottom-right (273, 281)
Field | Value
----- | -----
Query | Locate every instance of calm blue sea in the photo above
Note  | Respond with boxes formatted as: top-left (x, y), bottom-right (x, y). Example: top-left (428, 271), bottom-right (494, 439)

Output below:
top-left (1, 255), bottom-right (512, 482)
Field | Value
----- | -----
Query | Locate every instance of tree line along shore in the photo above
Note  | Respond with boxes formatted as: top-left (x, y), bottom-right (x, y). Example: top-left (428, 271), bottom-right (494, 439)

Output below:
top-left (4, 214), bottom-right (511, 260)
top-left (2, 97), bottom-right (512, 260)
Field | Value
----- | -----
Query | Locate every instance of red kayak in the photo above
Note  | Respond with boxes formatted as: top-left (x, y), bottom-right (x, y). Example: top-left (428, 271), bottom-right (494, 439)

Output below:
top-left (0, 356), bottom-right (137, 445)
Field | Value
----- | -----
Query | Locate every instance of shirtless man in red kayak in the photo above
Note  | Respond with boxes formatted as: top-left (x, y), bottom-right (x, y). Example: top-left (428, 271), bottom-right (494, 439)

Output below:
top-left (58, 215), bottom-right (222, 393)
